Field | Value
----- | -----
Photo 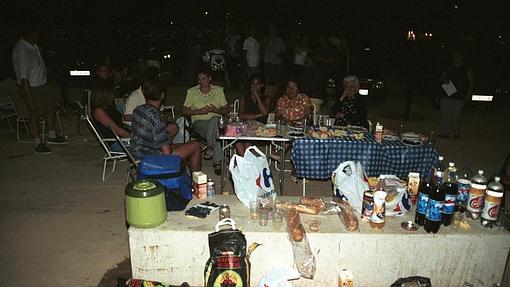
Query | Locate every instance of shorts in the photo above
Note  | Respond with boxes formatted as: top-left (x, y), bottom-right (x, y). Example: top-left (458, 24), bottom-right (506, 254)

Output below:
top-left (19, 83), bottom-right (57, 116)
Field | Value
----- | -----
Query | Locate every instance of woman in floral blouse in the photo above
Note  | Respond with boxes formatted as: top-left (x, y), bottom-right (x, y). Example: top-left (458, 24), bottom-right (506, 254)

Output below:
top-left (276, 77), bottom-right (312, 123)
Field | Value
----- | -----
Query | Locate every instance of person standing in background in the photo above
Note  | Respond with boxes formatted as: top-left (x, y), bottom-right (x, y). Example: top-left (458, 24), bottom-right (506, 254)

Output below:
top-left (264, 25), bottom-right (286, 86)
top-left (242, 26), bottom-right (260, 84)
top-left (438, 50), bottom-right (473, 139)
top-left (12, 26), bottom-right (67, 154)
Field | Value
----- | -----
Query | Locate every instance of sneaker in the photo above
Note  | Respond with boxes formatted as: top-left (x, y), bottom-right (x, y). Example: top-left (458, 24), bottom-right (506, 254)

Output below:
top-left (34, 143), bottom-right (52, 154)
top-left (47, 135), bottom-right (68, 145)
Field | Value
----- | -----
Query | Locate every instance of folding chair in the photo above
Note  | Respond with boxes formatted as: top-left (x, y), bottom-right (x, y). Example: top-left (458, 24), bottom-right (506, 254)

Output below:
top-left (85, 114), bottom-right (127, 181)
top-left (109, 125), bottom-right (138, 182)
top-left (10, 95), bottom-right (64, 143)
top-left (0, 95), bottom-right (16, 132)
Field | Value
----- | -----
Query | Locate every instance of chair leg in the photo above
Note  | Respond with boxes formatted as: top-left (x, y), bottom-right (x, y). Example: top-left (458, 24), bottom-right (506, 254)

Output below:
top-left (102, 158), bottom-right (118, 181)
top-left (56, 112), bottom-right (64, 135)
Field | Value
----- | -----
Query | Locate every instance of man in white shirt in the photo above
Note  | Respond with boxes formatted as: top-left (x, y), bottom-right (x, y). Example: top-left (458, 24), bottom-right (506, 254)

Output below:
top-left (123, 86), bottom-right (145, 122)
top-left (12, 28), bottom-right (67, 154)
top-left (242, 26), bottom-right (260, 82)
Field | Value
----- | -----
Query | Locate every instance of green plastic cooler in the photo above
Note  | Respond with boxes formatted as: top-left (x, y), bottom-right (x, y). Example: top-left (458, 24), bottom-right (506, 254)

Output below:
top-left (125, 180), bottom-right (167, 228)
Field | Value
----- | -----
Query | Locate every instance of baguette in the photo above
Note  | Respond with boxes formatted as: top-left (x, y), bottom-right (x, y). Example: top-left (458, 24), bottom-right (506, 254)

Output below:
top-left (286, 207), bottom-right (304, 241)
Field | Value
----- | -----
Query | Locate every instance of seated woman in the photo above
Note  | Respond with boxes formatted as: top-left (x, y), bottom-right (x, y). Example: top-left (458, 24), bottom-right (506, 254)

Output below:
top-left (330, 75), bottom-right (368, 129)
top-left (234, 73), bottom-right (271, 156)
top-left (92, 82), bottom-right (130, 152)
top-left (275, 76), bottom-right (312, 123)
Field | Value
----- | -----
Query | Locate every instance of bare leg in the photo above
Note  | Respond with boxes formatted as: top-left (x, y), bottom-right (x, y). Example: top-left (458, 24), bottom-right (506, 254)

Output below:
top-left (173, 140), bottom-right (202, 172)
top-left (28, 110), bottom-right (39, 139)
top-left (46, 103), bottom-right (57, 131)
top-left (166, 122), bottom-right (178, 142)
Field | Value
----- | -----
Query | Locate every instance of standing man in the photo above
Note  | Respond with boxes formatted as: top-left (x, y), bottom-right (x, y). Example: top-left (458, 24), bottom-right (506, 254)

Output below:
top-left (242, 26), bottom-right (260, 85)
top-left (264, 25), bottom-right (286, 86)
top-left (12, 27), bottom-right (67, 153)
top-left (183, 68), bottom-right (229, 175)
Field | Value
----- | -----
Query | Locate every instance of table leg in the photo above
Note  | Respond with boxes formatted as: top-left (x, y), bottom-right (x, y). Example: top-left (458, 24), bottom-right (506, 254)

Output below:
top-left (280, 143), bottom-right (285, 195)
top-left (220, 139), bottom-right (226, 194)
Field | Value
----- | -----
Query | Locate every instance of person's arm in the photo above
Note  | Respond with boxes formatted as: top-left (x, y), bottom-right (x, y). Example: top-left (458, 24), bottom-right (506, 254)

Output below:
top-left (275, 97), bottom-right (284, 120)
top-left (161, 143), bottom-right (172, 155)
top-left (94, 108), bottom-right (130, 138)
top-left (466, 67), bottom-right (474, 100)
top-left (183, 105), bottom-right (208, 117)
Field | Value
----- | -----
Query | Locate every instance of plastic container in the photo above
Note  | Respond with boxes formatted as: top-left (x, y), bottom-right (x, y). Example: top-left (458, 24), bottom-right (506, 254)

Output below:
top-left (125, 180), bottom-right (167, 228)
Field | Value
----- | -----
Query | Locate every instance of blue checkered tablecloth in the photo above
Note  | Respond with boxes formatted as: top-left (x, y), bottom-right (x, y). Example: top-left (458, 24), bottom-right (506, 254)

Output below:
top-left (291, 135), bottom-right (438, 179)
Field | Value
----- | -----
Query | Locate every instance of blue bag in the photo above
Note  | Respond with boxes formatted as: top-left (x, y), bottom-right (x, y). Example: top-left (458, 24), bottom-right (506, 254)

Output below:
top-left (137, 155), bottom-right (192, 211)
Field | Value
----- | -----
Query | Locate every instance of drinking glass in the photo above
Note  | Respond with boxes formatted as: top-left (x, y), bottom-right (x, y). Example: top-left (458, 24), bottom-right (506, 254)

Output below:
top-left (258, 209), bottom-right (268, 226)
top-left (272, 212), bottom-right (283, 231)
top-left (249, 200), bottom-right (258, 220)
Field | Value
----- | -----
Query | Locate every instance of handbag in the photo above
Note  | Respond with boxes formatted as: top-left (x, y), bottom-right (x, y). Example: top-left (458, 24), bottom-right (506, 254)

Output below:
top-left (229, 146), bottom-right (277, 207)
top-left (204, 218), bottom-right (250, 287)
top-left (137, 155), bottom-right (192, 211)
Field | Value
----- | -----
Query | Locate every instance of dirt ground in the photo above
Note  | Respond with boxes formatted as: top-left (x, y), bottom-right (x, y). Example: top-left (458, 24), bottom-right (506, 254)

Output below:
top-left (0, 79), bottom-right (509, 286)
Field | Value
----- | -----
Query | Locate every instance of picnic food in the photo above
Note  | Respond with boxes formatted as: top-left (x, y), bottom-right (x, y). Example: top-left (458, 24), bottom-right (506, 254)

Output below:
top-left (256, 127), bottom-right (278, 136)
top-left (299, 196), bottom-right (326, 214)
top-left (309, 128), bottom-right (333, 139)
top-left (287, 207), bottom-right (304, 241)
top-left (336, 200), bottom-right (360, 232)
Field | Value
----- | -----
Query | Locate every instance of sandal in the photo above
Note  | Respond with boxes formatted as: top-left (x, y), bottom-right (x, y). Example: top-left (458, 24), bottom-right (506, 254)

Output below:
top-left (203, 147), bottom-right (214, 160)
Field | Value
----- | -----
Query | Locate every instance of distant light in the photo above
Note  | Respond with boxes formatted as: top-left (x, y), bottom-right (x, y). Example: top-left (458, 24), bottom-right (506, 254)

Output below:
top-left (359, 89), bottom-right (369, 96)
top-left (454, 4), bottom-right (459, 9)
top-left (70, 70), bottom-right (90, 76)
top-left (425, 33), bottom-right (428, 37)
top-left (471, 95), bottom-right (493, 102)
top-left (429, 33), bottom-right (433, 37)
top-left (298, 21), bottom-right (302, 25)
top-left (204, 11), bottom-right (208, 15)
top-left (499, 35), bottom-right (502, 39)
top-left (364, 47), bottom-right (371, 51)
top-left (170, 21), bottom-right (174, 25)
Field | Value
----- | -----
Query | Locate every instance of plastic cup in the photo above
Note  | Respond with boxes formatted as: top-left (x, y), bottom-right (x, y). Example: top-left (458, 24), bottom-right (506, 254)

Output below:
top-left (249, 201), bottom-right (258, 220)
top-left (272, 212), bottom-right (283, 231)
top-left (258, 209), bottom-right (268, 226)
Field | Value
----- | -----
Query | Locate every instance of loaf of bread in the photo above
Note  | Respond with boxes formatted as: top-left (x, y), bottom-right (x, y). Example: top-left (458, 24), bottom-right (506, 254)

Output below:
top-left (286, 207), bottom-right (304, 241)
top-left (299, 197), bottom-right (326, 211)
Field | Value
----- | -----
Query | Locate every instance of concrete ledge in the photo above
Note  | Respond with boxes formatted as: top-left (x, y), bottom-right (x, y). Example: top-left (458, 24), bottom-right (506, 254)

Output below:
top-left (129, 196), bottom-right (510, 286)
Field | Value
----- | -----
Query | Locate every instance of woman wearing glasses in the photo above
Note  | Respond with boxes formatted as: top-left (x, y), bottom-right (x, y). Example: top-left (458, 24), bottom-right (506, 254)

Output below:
top-left (276, 76), bottom-right (312, 123)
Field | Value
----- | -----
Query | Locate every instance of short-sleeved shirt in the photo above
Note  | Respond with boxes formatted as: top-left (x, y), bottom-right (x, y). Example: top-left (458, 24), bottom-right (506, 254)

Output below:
top-left (183, 84), bottom-right (227, 123)
top-left (130, 104), bottom-right (169, 161)
top-left (12, 39), bottom-right (47, 87)
top-left (124, 87), bottom-right (145, 116)
top-left (242, 37), bottom-right (260, 68)
top-left (276, 93), bottom-right (311, 122)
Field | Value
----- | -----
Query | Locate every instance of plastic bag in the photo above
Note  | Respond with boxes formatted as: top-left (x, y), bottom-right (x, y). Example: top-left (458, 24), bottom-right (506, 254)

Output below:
top-left (285, 208), bottom-right (316, 279)
top-left (172, 116), bottom-right (190, 144)
top-left (332, 161), bottom-right (369, 213)
top-left (229, 146), bottom-right (277, 207)
top-left (381, 175), bottom-right (413, 216)
top-left (258, 266), bottom-right (300, 287)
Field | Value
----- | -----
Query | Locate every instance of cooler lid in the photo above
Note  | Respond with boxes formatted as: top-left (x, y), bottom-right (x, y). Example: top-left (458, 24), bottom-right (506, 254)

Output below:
top-left (125, 179), bottom-right (164, 198)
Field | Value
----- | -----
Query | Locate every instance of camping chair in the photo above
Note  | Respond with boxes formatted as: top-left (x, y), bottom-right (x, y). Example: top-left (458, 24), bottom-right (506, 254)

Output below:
top-left (10, 95), bottom-right (64, 143)
top-left (0, 94), bottom-right (16, 132)
top-left (108, 125), bottom-right (138, 182)
top-left (85, 114), bottom-right (127, 181)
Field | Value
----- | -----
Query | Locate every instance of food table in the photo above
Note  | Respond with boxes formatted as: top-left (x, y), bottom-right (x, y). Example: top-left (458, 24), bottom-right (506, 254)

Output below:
top-left (129, 195), bottom-right (510, 287)
top-left (291, 135), bottom-right (439, 179)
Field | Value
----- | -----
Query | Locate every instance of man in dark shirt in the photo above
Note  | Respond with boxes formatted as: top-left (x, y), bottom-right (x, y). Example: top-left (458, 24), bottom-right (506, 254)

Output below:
top-left (131, 77), bottom-right (202, 172)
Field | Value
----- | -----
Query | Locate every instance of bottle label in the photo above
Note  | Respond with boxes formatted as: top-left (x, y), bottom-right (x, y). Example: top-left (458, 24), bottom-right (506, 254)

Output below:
top-left (416, 192), bottom-right (429, 214)
top-left (467, 186), bottom-right (486, 212)
top-left (443, 194), bottom-right (456, 215)
top-left (457, 179), bottom-right (471, 202)
top-left (481, 192), bottom-right (503, 220)
top-left (425, 199), bottom-right (443, 221)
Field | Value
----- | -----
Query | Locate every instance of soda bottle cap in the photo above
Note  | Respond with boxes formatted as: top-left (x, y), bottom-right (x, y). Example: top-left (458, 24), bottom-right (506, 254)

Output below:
top-left (439, 156), bottom-right (444, 160)
top-left (449, 162), bottom-right (454, 167)
top-left (478, 170), bottom-right (484, 175)
top-left (494, 176), bottom-right (500, 182)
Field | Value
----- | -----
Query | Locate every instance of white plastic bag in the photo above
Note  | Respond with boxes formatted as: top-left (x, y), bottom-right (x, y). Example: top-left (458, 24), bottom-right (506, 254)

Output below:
top-left (258, 266), bottom-right (300, 287)
top-left (381, 175), bottom-right (413, 216)
top-left (229, 146), bottom-right (276, 207)
top-left (332, 161), bottom-right (369, 213)
top-left (172, 116), bottom-right (190, 144)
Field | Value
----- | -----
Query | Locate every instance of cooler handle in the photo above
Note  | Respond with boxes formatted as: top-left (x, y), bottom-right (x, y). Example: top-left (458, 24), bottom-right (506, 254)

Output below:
top-left (215, 218), bottom-right (237, 231)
